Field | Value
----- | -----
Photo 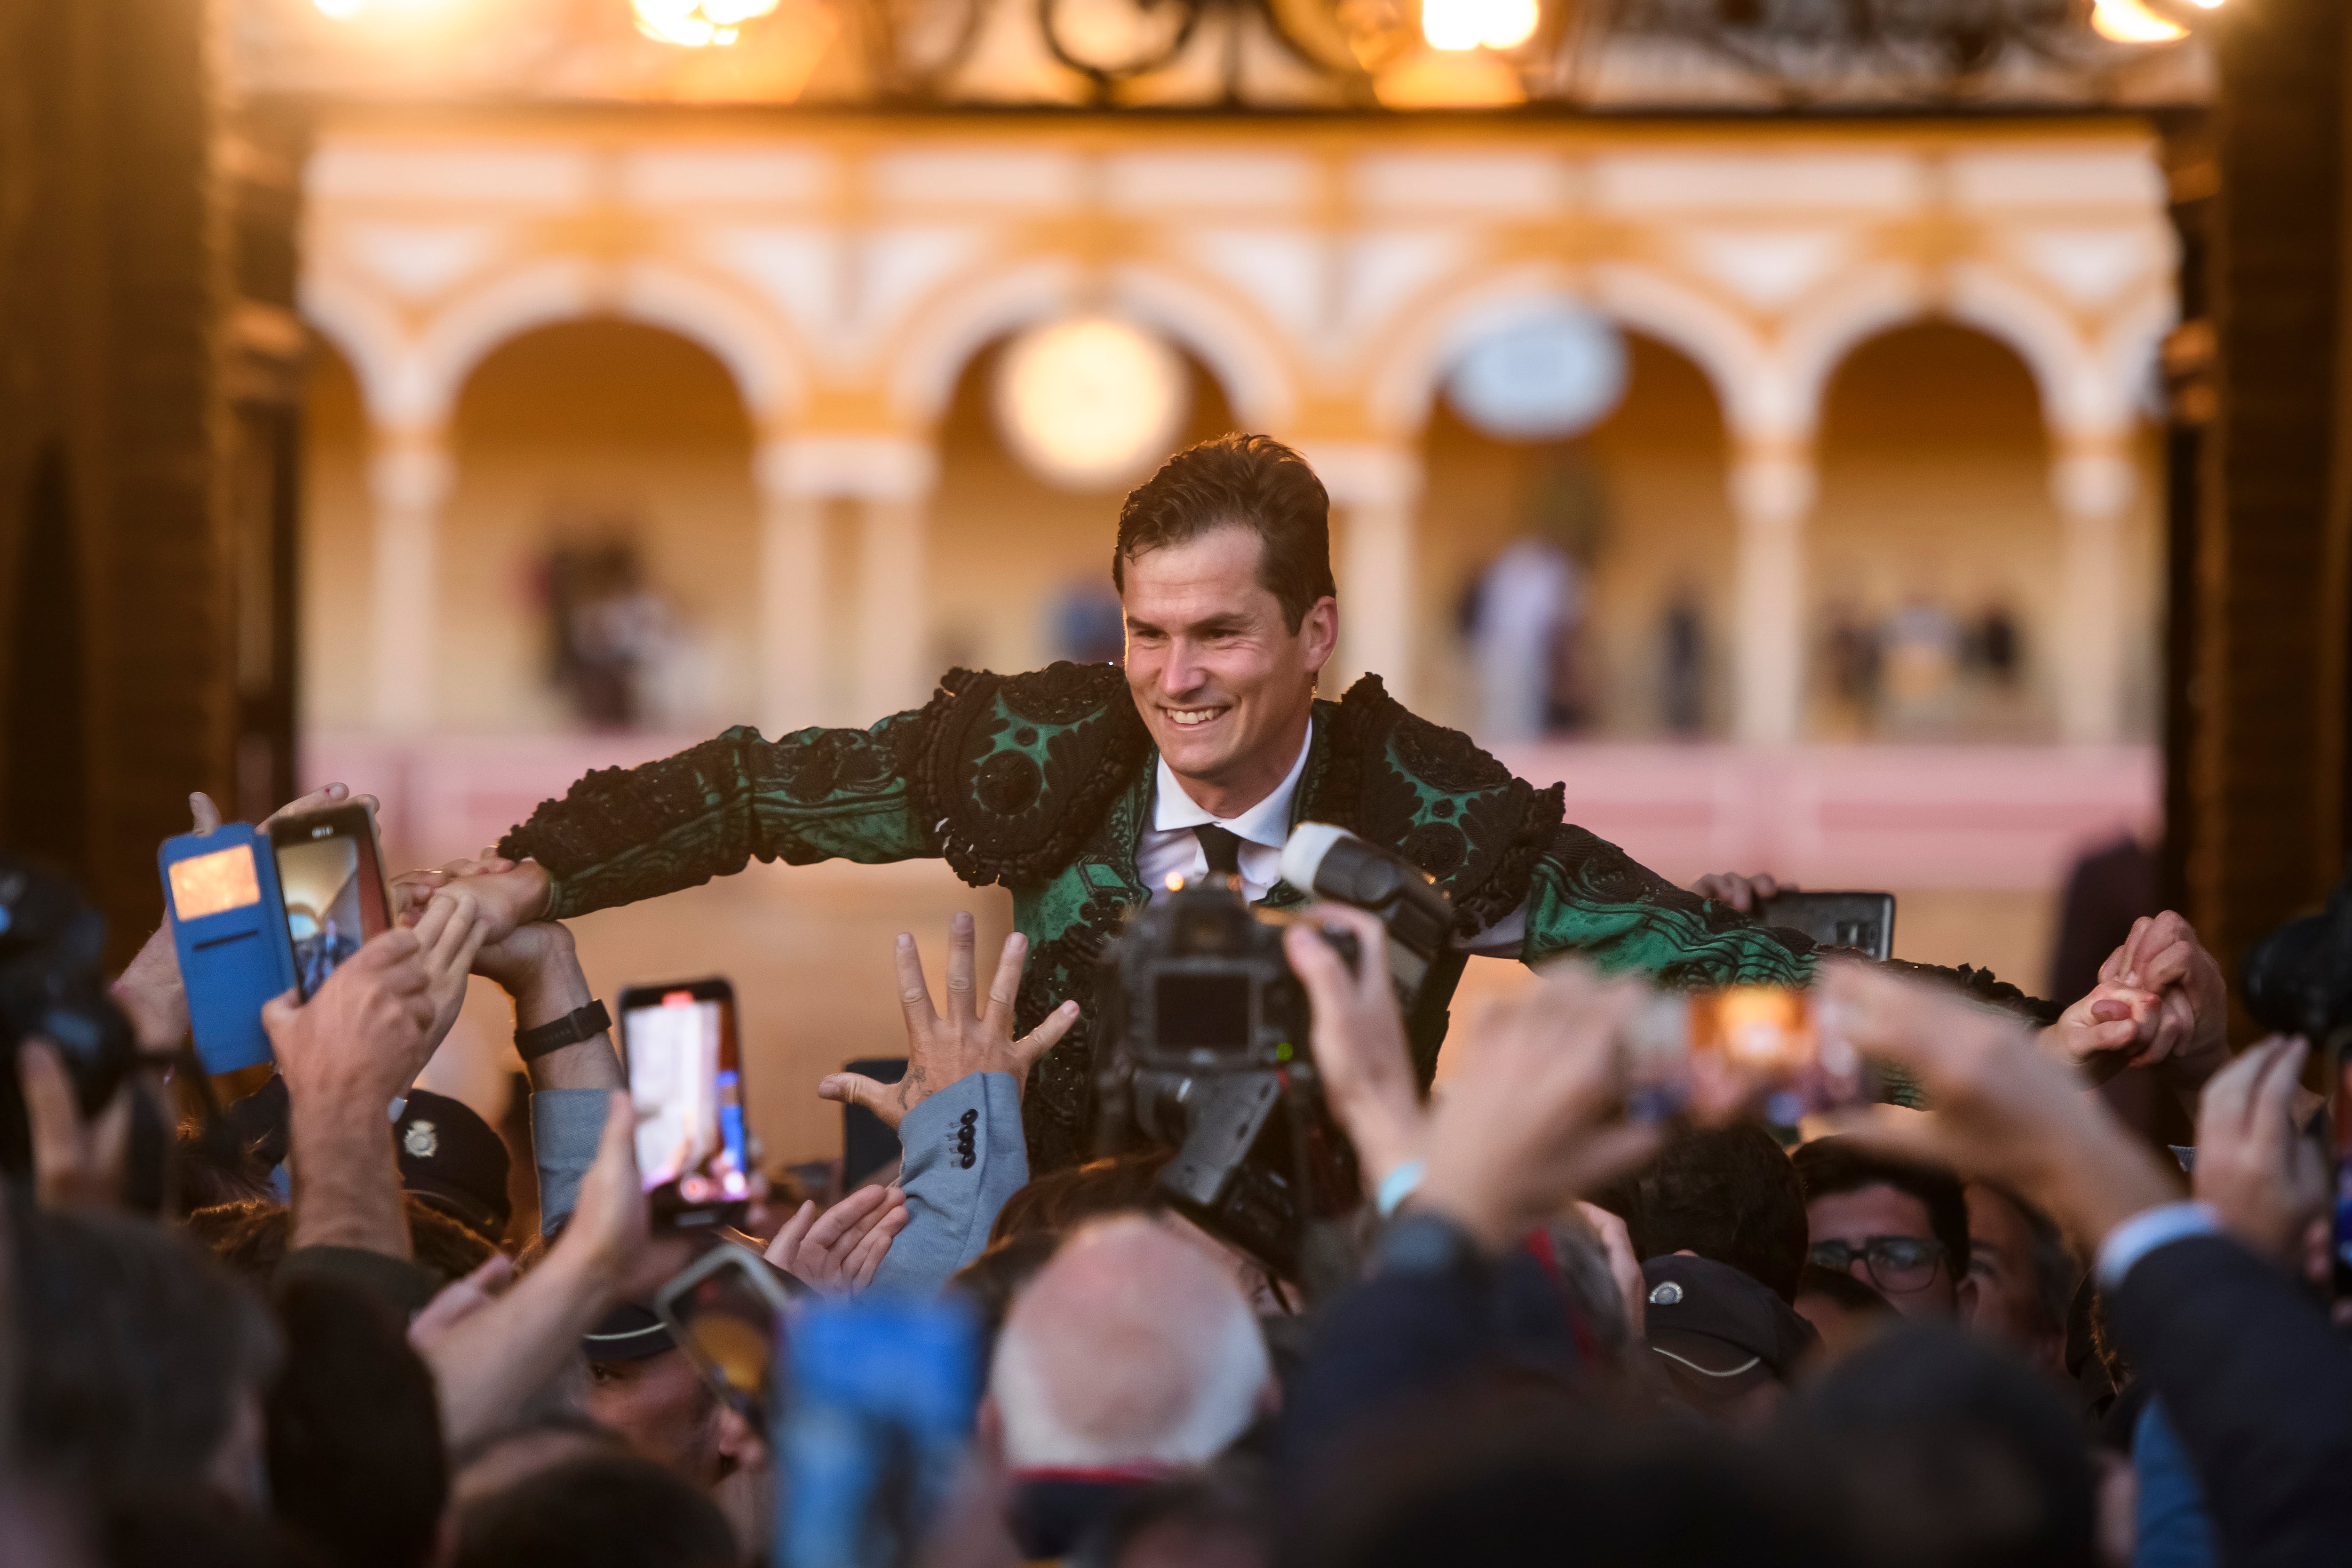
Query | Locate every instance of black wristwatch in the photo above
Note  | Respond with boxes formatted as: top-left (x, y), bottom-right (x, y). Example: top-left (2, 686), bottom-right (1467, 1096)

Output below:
top-left (515, 1000), bottom-right (611, 1063)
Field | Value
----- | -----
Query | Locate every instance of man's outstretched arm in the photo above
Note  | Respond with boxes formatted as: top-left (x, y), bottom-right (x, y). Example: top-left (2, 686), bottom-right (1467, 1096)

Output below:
top-left (487, 712), bottom-right (940, 923)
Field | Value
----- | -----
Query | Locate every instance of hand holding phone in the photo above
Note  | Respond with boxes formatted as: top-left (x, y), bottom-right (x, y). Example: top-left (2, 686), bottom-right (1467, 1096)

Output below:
top-left (621, 978), bottom-right (752, 1228)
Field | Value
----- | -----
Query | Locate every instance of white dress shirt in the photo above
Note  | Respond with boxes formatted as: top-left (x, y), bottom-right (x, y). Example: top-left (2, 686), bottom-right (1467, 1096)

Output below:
top-left (1136, 717), bottom-right (1529, 957)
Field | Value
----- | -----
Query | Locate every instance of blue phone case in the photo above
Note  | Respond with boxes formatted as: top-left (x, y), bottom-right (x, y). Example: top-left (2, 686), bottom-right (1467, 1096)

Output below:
top-left (160, 825), bottom-right (297, 1074)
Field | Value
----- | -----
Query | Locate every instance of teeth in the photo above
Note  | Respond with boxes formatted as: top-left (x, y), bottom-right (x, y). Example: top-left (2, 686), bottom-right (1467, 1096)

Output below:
top-left (1168, 709), bottom-right (1222, 727)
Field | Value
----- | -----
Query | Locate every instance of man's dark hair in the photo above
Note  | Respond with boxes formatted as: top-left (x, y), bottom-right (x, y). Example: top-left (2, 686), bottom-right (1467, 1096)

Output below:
top-left (9, 1197), bottom-right (282, 1493)
top-left (1792, 1137), bottom-right (1969, 1284)
top-left (1112, 433), bottom-right (1335, 633)
top-left (1795, 1323), bottom-right (2097, 1568)
top-left (1594, 1125), bottom-right (1809, 1302)
top-left (100, 1488), bottom-right (327, 1568)
top-left (455, 1453), bottom-right (738, 1568)
top-left (266, 1280), bottom-right (449, 1568)
top-left (188, 1195), bottom-right (500, 1288)
top-left (1979, 1182), bottom-right (2078, 1336)
top-left (988, 1147), bottom-right (1175, 1247)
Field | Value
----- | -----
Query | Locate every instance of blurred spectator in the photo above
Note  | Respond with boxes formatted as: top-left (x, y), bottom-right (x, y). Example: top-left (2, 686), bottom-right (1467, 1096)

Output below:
top-left (1595, 1123), bottom-right (1809, 1303)
top-left (1792, 1263), bottom-right (1895, 1365)
top-left (1794, 1138), bottom-right (1972, 1320)
top-left (1463, 536), bottom-right (1584, 741)
top-left (454, 1453), bottom-right (737, 1568)
top-left (542, 538), bottom-right (671, 730)
top-left (1963, 1182), bottom-right (2078, 1379)
top-left (1878, 596), bottom-right (1964, 734)
top-left (1639, 1254), bottom-right (1816, 1430)
top-left (1659, 588), bottom-right (1706, 735)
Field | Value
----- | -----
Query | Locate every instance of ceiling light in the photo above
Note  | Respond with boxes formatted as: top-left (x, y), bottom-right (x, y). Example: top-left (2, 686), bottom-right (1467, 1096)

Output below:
top-left (993, 317), bottom-right (1190, 492)
top-left (2090, 0), bottom-right (2188, 43)
top-left (634, 0), bottom-right (780, 46)
top-left (1421, 0), bottom-right (1540, 51)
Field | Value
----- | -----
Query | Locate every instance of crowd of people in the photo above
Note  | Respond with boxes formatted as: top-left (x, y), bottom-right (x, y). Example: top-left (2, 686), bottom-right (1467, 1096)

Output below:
top-left (0, 775), bottom-right (2341, 1568)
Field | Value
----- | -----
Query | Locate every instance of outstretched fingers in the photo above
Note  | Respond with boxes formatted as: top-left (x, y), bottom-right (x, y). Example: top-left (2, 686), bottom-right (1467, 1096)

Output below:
top-left (1014, 1000), bottom-right (1081, 1078)
top-left (893, 932), bottom-right (939, 1031)
top-left (944, 911), bottom-right (978, 1019)
top-left (982, 931), bottom-right (1029, 1034)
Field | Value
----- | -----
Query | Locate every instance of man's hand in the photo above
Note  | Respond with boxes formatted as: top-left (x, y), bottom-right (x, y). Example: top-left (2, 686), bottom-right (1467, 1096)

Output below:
top-left (2193, 1035), bottom-right (2328, 1266)
top-left (2098, 911), bottom-right (2229, 1089)
top-left (1815, 960), bottom-right (2182, 1247)
top-left (818, 913), bottom-right (1080, 1131)
top-left (1283, 906), bottom-right (1427, 1192)
top-left (764, 1185), bottom-right (909, 1296)
top-left (391, 855), bottom-right (548, 941)
top-left (1574, 1200), bottom-right (1647, 1341)
top-left (1691, 872), bottom-right (1781, 915)
top-left (413, 888), bottom-right (490, 1065)
top-left (264, 928), bottom-right (437, 1113)
top-left (16, 1040), bottom-right (141, 1209)
top-left (2039, 979), bottom-right (2161, 1080)
top-left (1414, 968), bottom-right (1662, 1254)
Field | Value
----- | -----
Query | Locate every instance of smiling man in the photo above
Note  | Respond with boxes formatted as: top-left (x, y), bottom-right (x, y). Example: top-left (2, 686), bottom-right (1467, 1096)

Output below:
top-left (437, 435), bottom-right (2141, 1173)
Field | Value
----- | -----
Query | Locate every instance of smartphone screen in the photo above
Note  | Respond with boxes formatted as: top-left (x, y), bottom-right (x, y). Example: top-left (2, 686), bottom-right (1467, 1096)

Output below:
top-left (656, 1242), bottom-right (793, 1424)
top-left (621, 979), bottom-right (749, 1204)
top-left (269, 805), bottom-right (391, 1000)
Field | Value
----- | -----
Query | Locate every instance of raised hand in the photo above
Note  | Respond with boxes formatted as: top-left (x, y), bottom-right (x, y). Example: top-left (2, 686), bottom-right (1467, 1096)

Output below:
top-left (1413, 966), bottom-right (1662, 1253)
top-left (818, 912), bottom-right (1080, 1131)
top-left (391, 854), bottom-right (547, 940)
top-left (16, 1040), bottom-right (140, 1210)
top-left (2098, 911), bottom-right (2228, 1089)
top-left (1282, 905), bottom-right (1427, 1193)
top-left (764, 1183), bottom-right (909, 1295)
top-left (2193, 1035), bottom-right (2328, 1267)
top-left (2040, 978), bottom-right (2163, 1081)
top-left (411, 887), bottom-right (490, 1066)
top-left (1691, 871), bottom-right (1782, 915)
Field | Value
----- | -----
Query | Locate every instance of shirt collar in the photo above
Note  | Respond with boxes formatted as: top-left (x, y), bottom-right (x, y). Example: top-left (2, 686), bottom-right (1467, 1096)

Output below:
top-left (1151, 717), bottom-right (1314, 850)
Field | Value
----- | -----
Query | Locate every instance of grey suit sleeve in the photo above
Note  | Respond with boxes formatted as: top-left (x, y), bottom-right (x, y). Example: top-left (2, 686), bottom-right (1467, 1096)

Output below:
top-left (531, 1087), bottom-right (616, 1236)
top-left (866, 1071), bottom-right (1028, 1297)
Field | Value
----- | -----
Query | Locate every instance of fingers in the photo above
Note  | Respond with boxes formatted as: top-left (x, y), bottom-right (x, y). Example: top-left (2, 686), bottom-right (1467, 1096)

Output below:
top-left (189, 792), bottom-right (224, 835)
top-left (2117, 915), bottom-right (2156, 981)
top-left (764, 1200), bottom-right (818, 1270)
top-left (592, 1087), bottom-right (639, 1186)
top-left (944, 911), bottom-right (977, 1018)
top-left (1013, 1001), bottom-right (1081, 1074)
top-left (2248, 1037), bottom-right (2311, 1149)
top-left (983, 931), bottom-right (1028, 1032)
top-left (18, 1042), bottom-right (86, 1199)
top-left (804, 1182), bottom-right (893, 1251)
top-left (892, 933), bottom-right (939, 1030)
top-left (843, 1205), bottom-right (908, 1291)
top-left (817, 1073), bottom-right (901, 1130)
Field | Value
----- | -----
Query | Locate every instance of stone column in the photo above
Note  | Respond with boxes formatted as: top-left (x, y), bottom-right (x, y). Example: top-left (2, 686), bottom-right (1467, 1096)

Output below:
top-left (1310, 442), bottom-right (1423, 706)
top-left (1727, 437), bottom-right (1817, 746)
top-left (854, 492), bottom-right (932, 720)
top-left (754, 438), bottom-right (827, 738)
top-left (366, 427), bottom-right (453, 733)
top-left (2051, 437), bottom-right (2136, 746)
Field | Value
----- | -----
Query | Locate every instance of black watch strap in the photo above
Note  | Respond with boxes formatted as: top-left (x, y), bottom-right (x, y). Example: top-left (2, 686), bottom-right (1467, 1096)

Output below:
top-left (515, 1000), bottom-right (611, 1063)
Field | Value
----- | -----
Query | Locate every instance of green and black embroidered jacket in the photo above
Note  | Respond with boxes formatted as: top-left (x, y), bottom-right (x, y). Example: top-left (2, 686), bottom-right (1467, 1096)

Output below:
top-left (500, 662), bottom-right (2051, 1172)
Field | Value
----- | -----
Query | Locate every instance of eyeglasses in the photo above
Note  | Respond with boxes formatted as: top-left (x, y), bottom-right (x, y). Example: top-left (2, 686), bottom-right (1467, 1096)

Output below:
top-left (1810, 1235), bottom-right (1947, 1295)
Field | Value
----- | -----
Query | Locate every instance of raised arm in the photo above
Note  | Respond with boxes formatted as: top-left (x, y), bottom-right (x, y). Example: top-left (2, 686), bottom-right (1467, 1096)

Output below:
top-left (493, 713), bottom-right (939, 923)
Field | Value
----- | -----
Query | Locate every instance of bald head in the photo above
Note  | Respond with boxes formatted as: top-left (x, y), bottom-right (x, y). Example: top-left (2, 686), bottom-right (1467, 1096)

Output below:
top-left (990, 1216), bottom-right (1272, 1470)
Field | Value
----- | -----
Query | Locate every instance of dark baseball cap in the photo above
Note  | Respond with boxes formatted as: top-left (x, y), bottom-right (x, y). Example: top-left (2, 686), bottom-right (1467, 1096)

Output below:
top-left (1642, 1253), bottom-right (1820, 1399)
top-left (395, 1089), bottom-right (512, 1238)
top-left (584, 1300), bottom-right (675, 1362)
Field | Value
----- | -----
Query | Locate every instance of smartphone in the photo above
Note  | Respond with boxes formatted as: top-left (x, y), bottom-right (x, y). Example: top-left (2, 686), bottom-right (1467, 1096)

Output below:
top-left (268, 804), bottom-right (392, 1001)
top-left (1760, 891), bottom-right (1896, 961)
top-left (620, 978), bottom-right (751, 1223)
top-left (1625, 984), bottom-right (1870, 1128)
top-left (161, 824), bottom-right (298, 1074)
top-left (655, 1241), bottom-right (801, 1426)
top-left (775, 1297), bottom-right (983, 1568)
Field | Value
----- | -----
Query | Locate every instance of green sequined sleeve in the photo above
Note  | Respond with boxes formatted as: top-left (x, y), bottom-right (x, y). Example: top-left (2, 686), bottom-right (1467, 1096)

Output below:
top-left (1521, 825), bottom-right (1819, 986)
top-left (496, 715), bottom-right (936, 920)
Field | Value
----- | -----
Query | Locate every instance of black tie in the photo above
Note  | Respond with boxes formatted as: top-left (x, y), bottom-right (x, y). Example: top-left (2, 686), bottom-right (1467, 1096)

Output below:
top-left (1194, 824), bottom-right (1245, 880)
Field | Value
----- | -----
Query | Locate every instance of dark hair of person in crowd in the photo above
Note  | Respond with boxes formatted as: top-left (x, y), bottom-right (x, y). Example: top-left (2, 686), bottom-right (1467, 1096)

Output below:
top-left (187, 1195), bottom-right (501, 1287)
top-left (1295, 1385), bottom-right (1850, 1568)
top-left (988, 1148), bottom-right (1176, 1247)
top-left (1593, 1124), bottom-right (1810, 1302)
top-left (1792, 1137), bottom-right (1971, 1283)
top-left (1984, 1181), bottom-right (2078, 1340)
top-left (171, 1122), bottom-right (280, 1216)
top-left (449, 1412), bottom-right (630, 1512)
top-left (454, 1452), bottom-right (739, 1568)
top-left (99, 1488), bottom-right (328, 1568)
top-left (1111, 433), bottom-right (1335, 633)
top-left (9, 1196), bottom-right (282, 1496)
top-left (1072, 1464), bottom-right (1274, 1568)
top-left (1793, 1322), bottom-right (2098, 1568)
top-left (948, 1227), bottom-right (1065, 1346)
top-left (266, 1280), bottom-right (450, 1568)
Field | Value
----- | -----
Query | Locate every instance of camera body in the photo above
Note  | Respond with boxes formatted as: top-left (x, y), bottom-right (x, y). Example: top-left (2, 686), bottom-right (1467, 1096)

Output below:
top-left (2242, 860), bottom-right (2352, 1043)
top-left (0, 857), bottom-right (142, 1185)
top-left (1095, 824), bottom-right (1450, 1295)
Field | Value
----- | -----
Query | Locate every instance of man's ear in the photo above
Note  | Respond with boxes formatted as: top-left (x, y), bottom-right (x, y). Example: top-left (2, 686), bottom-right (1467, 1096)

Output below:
top-left (1300, 595), bottom-right (1339, 677)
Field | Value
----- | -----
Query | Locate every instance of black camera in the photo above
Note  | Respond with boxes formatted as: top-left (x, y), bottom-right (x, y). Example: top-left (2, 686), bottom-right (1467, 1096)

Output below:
top-left (0, 856), bottom-right (143, 1181)
top-left (1095, 824), bottom-right (1453, 1296)
top-left (2241, 859), bottom-right (2352, 1042)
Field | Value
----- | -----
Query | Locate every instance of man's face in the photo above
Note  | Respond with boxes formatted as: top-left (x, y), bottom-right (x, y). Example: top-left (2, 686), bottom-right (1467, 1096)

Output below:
top-left (1121, 524), bottom-right (1336, 811)
top-left (588, 1350), bottom-right (728, 1485)
top-left (1807, 1182), bottom-right (1964, 1319)
top-left (1963, 1183), bottom-right (2066, 1373)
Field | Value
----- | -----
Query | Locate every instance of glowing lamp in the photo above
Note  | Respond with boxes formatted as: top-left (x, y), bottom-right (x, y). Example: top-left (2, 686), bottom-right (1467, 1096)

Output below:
top-left (992, 317), bottom-right (1190, 492)
top-left (1421, 0), bottom-right (1539, 52)
top-left (633, 0), bottom-right (781, 47)
top-left (1445, 306), bottom-right (1627, 442)
top-left (2090, 0), bottom-right (2188, 43)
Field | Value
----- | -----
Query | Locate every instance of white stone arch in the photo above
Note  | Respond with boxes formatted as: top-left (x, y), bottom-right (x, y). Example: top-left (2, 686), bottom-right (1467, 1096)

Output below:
top-left (1943, 263), bottom-right (2119, 439)
top-left (1776, 262), bottom-right (1941, 441)
top-left (877, 254), bottom-right (1296, 433)
top-left (405, 255), bottom-right (805, 430)
top-left (1361, 261), bottom-right (1768, 444)
top-left (299, 264), bottom-right (427, 430)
